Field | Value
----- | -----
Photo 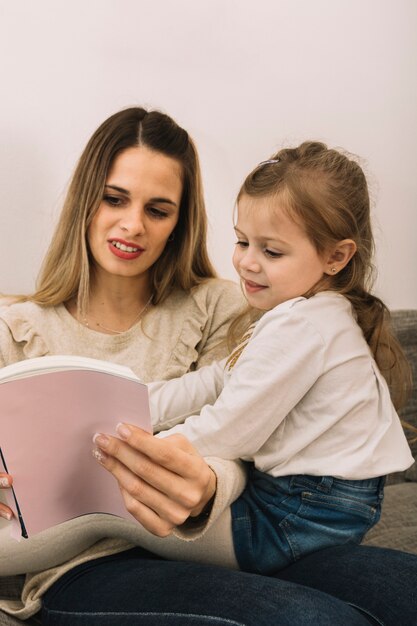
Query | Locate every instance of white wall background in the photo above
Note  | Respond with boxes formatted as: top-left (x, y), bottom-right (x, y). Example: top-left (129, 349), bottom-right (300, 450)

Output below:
top-left (0, 0), bottom-right (416, 308)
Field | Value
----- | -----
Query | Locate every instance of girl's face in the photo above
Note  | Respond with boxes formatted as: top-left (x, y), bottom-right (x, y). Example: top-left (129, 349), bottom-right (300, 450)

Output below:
top-left (88, 146), bottom-right (182, 285)
top-left (233, 194), bottom-right (329, 311)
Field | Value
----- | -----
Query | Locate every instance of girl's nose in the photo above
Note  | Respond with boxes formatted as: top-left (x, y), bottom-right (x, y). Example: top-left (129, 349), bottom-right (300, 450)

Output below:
top-left (239, 249), bottom-right (261, 273)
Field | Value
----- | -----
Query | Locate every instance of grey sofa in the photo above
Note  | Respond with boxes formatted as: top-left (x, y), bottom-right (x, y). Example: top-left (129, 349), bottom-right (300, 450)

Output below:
top-left (0, 310), bottom-right (416, 626)
top-left (361, 310), bottom-right (417, 552)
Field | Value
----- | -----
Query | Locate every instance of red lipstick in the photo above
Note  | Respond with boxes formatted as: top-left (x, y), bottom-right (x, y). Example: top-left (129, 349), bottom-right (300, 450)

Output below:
top-left (108, 239), bottom-right (144, 260)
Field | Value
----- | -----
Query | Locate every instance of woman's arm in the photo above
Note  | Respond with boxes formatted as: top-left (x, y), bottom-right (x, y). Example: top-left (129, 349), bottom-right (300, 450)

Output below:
top-left (93, 426), bottom-right (216, 536)
top-left (93, 425), bottom-right (247, 538)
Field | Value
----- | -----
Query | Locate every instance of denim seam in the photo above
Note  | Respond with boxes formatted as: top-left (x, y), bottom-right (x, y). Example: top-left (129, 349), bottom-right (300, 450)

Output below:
top-left (43, 609), bottom-right (246, 625)
top-left (291, 477), bottom-right (383, 493)
top-left (279, 516), bottom-right (300, 562)
top-left (346, 602), bottom-right (385, 626)
top-left (300, 491), bottom-right (377, 518)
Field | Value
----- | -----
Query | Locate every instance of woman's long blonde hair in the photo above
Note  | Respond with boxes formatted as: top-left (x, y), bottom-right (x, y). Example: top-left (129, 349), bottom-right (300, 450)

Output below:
top-left (14, 107), bottom-right (216, 314)
top-left (230, 141), bottom-right (411, 409)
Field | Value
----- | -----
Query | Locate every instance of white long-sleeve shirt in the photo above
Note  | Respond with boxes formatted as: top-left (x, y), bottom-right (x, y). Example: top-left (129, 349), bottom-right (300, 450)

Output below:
top-left (150, 292), bottom-right (414, 480)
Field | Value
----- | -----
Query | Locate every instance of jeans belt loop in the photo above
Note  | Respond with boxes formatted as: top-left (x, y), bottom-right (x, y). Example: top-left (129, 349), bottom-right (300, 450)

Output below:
top-left (318, 476), bottom-right (333, 493)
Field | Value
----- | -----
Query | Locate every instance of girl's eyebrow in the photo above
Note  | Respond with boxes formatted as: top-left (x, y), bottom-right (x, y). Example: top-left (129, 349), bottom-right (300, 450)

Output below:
top-left (234, 225), bottom-right (288, 246)
top-left (233, 226), bottom-right (291, 247)
top-left (105, 185), bottom-right (178, 207)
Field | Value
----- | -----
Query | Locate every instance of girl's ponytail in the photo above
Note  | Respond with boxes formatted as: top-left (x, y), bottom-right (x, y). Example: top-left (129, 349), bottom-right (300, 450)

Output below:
top-left (345, 289), bottom-right (411, 410)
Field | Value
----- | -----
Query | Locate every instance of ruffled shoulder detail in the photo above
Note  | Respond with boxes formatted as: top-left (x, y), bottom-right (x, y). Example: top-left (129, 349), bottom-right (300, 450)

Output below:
top-left (156, 289), bottom-right (206, 380)
top-left (0, 301), bottom-right (50, 362)
top-left (161, 279), bottom-right (244, 378)
top-left (190, 278), bottom-right (243, 315)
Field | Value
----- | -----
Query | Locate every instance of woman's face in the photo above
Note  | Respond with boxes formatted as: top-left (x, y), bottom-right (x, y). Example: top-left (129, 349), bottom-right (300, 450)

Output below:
top-left (88, 146), bottom-right (182, 284)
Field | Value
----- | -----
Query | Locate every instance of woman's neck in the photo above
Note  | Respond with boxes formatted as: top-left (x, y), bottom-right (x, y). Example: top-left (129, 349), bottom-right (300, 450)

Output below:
top-left (68, 274), bottom-right (153, 335)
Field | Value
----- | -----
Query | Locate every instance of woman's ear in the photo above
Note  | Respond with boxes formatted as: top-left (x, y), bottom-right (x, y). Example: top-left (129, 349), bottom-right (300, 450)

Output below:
top-left (324, 239), bottom-right (357, 276)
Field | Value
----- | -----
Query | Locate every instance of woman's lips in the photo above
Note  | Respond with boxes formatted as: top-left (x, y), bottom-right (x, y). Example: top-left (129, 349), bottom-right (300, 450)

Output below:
top-left (108, 239), bottom-right (144, 260)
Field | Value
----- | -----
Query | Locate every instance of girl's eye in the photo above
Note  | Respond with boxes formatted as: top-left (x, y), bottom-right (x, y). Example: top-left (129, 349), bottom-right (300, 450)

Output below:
top-left (264, 249), bottom-right (283, 258)
top-left (235, 240), bottom-right (249, 248)
top-left (147, 207), bottom-right (169, 219)
top-left (103, 195), bottom-right (124, 207)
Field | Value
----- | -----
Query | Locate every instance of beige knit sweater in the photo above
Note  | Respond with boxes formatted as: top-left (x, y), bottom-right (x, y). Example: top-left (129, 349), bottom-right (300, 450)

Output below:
top-left (0, 279), bottom-right (247, 619)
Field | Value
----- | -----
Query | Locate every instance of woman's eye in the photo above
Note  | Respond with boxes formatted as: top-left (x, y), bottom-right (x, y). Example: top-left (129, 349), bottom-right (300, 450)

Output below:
top-left (147, 207), bottom-right (169, 219)
top-left (235, 240), bottom-right (249, 248)
top-left (103, 195), bottom-right (123, 207)
top-left (265, 249), bottom-right (283, 258)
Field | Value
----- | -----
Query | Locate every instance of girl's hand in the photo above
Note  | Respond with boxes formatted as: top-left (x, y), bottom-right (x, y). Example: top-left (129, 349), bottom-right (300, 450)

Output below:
top-left (93, 425), bottom-right (217, 537)
top-left (0, 473), bottom-right (14, 521)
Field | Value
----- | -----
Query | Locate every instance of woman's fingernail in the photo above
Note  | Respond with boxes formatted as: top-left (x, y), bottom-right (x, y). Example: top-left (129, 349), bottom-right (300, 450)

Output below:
top-left (0, 510), bottom-right (12, 521)
top-left (93, 433), bottom-right (110, 448)
top-left (0, 478), bottom-right (9, 488)
top-left (92, 448), bottom-right (107, 463)
top-left (116, 423), bottom-right (131, 440)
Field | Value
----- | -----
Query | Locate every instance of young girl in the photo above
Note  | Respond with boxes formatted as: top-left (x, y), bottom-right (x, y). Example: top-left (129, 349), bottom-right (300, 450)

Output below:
top-left (95, 140), bottom-right (414, 575)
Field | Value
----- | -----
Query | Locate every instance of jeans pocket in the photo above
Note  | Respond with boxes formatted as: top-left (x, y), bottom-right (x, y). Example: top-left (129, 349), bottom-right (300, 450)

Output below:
top-left (299, 488), bottom-right (380, 541)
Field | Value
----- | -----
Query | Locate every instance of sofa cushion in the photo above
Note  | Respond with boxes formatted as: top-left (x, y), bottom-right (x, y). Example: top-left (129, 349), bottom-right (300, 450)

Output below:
top-left (362, 482), bottom-right (417, 553)
top-left (387, 310), bottom-right (417, 484)
top-left (0, 576), bottom-right (39, 625)
top-left (0, 613), bottom-right (34, 626)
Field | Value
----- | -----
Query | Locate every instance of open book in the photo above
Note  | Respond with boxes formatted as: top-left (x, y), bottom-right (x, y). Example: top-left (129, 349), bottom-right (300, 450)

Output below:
top-left (0, 355), bottom-right (151, 540)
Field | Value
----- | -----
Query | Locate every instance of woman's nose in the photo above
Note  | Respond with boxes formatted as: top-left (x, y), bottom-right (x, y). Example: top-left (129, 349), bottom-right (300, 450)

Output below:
top-left (119, 207), bottom-right (145, 235)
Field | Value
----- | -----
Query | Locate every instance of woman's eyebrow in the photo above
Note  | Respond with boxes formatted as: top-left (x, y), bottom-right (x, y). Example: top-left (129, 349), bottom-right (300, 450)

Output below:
top-left (150, 197), bottom-right (178, 207)
top-left (105, 185), bottom-right (178, 207)
top-left (105, 184), bottom-right (129, 194)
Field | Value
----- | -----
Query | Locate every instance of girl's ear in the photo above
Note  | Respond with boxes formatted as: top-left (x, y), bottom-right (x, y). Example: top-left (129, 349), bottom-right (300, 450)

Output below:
top-left (324, 239), bottom-right (357, 276)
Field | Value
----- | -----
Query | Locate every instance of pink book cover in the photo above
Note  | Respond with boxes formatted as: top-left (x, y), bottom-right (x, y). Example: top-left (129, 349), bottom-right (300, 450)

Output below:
top-left (0, 366), bottom-right (151, 540)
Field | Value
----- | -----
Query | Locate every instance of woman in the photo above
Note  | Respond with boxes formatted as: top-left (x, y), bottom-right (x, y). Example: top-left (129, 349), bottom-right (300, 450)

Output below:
top-left (0, 107), bottom-right (415, 626)
top-left (0, 106), bottom-right (243, 617)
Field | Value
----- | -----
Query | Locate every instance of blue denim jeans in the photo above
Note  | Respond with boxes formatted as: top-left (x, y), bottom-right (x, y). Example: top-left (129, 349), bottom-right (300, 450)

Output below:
top-left (41, 547), bottom-right (373, 625)
top-left (277, 543), bottom-right (417, 626)
top-left (40, 544), bottom-right (417, 626)
top-left (232, 467), bottom-right (385, 574)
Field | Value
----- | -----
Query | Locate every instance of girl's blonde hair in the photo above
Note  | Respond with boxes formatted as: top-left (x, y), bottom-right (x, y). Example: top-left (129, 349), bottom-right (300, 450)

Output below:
top-left (14, 107), bottom-right (216, 314)
top-left (231, 141), bottom-right (411, 409)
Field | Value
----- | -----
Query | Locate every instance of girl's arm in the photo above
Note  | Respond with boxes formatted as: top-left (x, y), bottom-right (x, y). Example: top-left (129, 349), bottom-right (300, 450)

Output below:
top-left (149, 359), bottom-right (225, 431)
top-left (158, 310), bottom-right (325, 459)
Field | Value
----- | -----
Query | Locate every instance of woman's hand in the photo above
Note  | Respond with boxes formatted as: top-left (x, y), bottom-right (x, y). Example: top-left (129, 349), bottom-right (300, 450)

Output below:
top-left (93, 425), bottom-right (217, 537)
top-left (0, 473), bottom-right (14, 521)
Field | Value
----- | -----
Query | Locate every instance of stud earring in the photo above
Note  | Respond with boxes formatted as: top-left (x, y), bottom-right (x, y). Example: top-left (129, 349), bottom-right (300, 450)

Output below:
top-left (168, 231), bottom-right (175, 242)
top-left (331, 267), bottom-right (337, 273)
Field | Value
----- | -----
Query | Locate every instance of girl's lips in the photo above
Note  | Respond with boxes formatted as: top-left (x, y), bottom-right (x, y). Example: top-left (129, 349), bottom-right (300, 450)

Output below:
top-left (108, 240), bottom-right (144, 260)
top-left (244, 279), bottom-right (267, 293)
